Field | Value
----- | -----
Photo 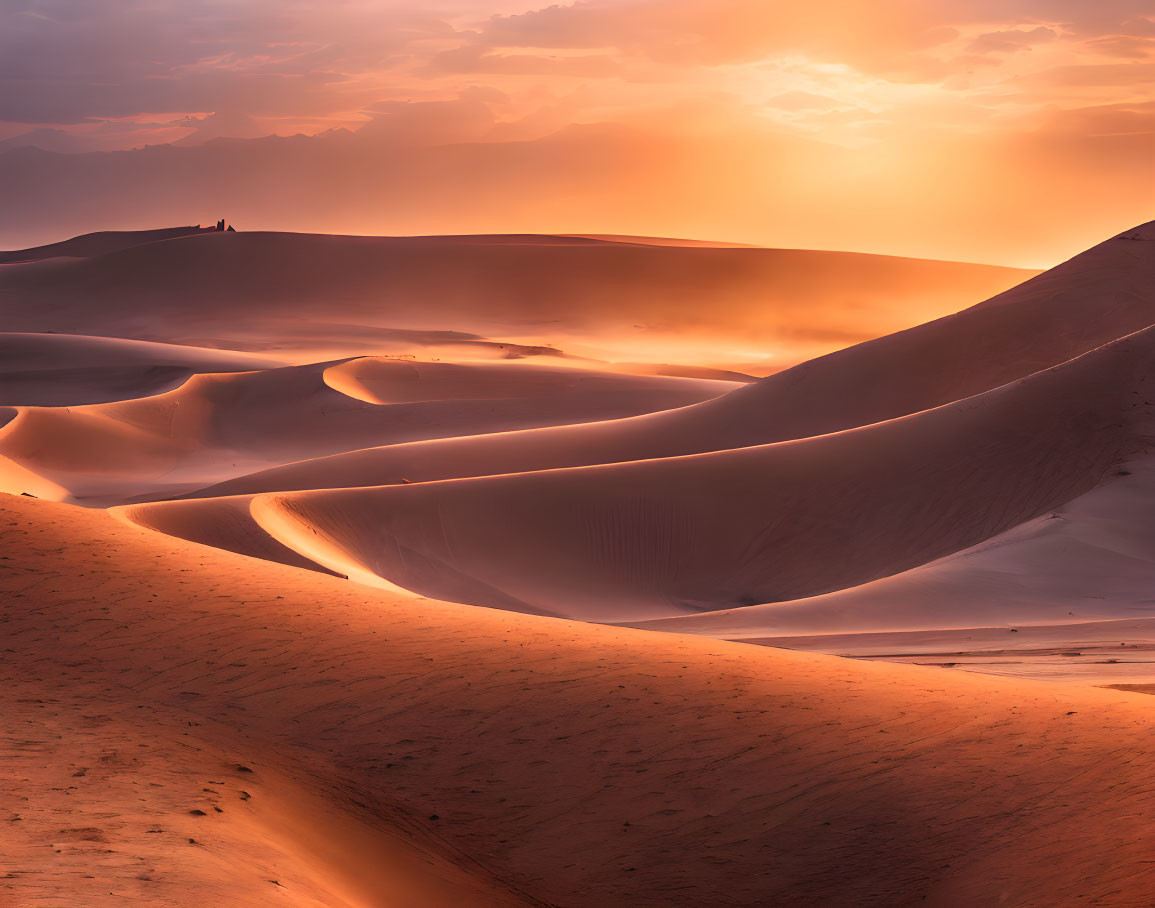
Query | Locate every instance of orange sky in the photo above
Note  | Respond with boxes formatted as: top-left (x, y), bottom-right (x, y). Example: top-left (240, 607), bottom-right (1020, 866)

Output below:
top-left (0, 0), bottom-right (1152, 265)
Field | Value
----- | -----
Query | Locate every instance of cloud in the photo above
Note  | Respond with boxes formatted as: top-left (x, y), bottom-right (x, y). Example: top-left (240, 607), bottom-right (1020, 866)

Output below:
top-left (1025, 61), bottom-right (1155, 87)
top-left (479, 1), bottom-right (962, 76)
top-left (172, 110), bottom-right (269, 145)
top-left (1084, 35), bottom-right (1155, 57)
top-left (0, 0), bottom-right (1151, 269)
top-left (425, 44), bottom-right (622, 78)
top-left (355, 93), bottom-right (499, 145)
top-left (0, 1), bottom-right (453, 124)
top-left (0, 127), bottom-right (93, 154)
top-left (764, 91), bottom-right (847, 112)
top-left (967, 26), bottom-right (1057, 55)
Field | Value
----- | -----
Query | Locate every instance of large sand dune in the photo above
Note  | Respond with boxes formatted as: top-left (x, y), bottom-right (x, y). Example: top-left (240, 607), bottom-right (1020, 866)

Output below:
top-left (190, 221), bottom-right (1155, 501)
top-left (0, 228), bottom-right (1034, 369)
top-left (5, 493), bottom-right (1155, 905)
top-left (204, 324), bottom-right (1155, 621)
top-left (6, 219), bottom-right (1155, 904)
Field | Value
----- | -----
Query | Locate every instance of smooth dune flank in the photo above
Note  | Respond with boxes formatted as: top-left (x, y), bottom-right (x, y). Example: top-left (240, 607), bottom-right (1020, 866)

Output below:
top-left (633, 454), bottom-right (1155, 641)
top-left (6, 493), bottom-right (1155, 906)
top-left (0, 225), bottom-right (217, 263)
top-left (0, 357), bottom-right (732, 504)
top-left (0, 332), bottom-right (281, 406)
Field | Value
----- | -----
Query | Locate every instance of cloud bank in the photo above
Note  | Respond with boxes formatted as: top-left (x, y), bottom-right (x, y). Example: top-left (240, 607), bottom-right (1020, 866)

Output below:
top-left (1, 0), bottom-right (1151, 265)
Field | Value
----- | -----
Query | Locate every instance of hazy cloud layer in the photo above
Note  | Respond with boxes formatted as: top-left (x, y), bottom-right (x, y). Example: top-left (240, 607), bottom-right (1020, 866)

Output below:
top-left (0, 0), bottom-right (1151, 265)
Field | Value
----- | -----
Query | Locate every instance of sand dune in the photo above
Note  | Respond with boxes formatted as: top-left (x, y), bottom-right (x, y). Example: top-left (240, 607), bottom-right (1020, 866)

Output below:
top-left (0, 358), bottom-right (732, 503)
top-left (633, 453), bottom-right (1155, 642)
top-left (0, 228), bottom-right (1034, 368)
top-left (116, 493), bottom-right (342, 578)
top-left (317, 357), bottom-right (729, 406)
top-left (6, 492), bottom-right (1155, 905)
top-left (231, 325), bottom-right (1155, 621)
top-left (191, 221), bottom-right (1154, 501)
top-left (0, 332), bottom-right (281, 406)
top-left (561, 233), bottom-right (763, 248)
top-left (0, 225), bottom-right (216, 263)
top-left (0, 677), bottom-right (517, 907)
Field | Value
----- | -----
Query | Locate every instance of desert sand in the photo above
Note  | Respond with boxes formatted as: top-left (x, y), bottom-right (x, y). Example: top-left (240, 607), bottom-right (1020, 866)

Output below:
top-left (3, 221), bottom-right (1155, 905)
top-left (0, 332), bottom-right (282, 407)
top-left (5, 493), bottom-right (1155, 906)
top-left (181, 320), bottom-right (1151, 622)
top-left (0, 358), bottom-right (733, 504)
top-left (0, 225), bottom-right (218, 264)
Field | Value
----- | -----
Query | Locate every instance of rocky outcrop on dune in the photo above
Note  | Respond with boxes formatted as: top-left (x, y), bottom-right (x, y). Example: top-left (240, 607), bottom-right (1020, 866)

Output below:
top-left (6, 493), bottom-right (1155, 905)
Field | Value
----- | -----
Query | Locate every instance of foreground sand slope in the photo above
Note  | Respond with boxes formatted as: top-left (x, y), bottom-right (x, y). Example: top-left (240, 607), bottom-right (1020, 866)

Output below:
top-left (226, 324), bottom-right (1155, 621)
top-left (0, 678), bottom-right (519, 907)
top-left (4, 493), bottom-right (1155, 905)
top-left (0, 359), bottom-right (731, 503)
top-left (192, 221), bottom-right (1155, 500)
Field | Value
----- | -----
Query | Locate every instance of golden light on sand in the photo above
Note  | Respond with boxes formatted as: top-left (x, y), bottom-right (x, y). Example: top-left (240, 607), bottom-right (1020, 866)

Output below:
top-left (3, 2), bottom-right (1155, 904)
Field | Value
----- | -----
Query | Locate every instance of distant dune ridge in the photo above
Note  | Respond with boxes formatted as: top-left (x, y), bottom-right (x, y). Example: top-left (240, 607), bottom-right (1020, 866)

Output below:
top-left (0, 227), bottom-right (1034, 370)
top-left (4, 220), bottom-right (1155, 904)
top-left (0, 224), bottom-right (217, 264)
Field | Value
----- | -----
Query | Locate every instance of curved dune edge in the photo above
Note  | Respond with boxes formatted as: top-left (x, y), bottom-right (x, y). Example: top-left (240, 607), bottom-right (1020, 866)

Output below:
top-left (0, 452), bottom-right (69, 500)
top-left (251, 491), bottom-right (559, 617)
top-left (319, 356), bottom-right (737, 407)
top-left (0, 358), bottom-right (731, 505)
top-left (6, 493), bottom-right (1155, 904)
top-left (241, 324), bottom-right (1155, 621)
top-left (248, 492), bottom-right (439, 597)
top-left (0, 332), bottom-right (283, 407)
top-left (113, 494), bottom-right (343, 578)
top-left (186, 221), bottom-right (1155, 502)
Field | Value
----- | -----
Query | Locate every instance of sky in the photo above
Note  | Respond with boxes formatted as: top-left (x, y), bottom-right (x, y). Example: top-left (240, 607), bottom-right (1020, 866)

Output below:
top-left (1, 0), bottom-right (1153, 265)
